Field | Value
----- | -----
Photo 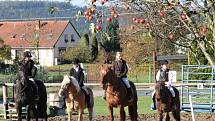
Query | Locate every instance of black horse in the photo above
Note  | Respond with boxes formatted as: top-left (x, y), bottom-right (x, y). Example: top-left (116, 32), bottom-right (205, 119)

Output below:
top-left (14, 64), bottom-right (47, 121)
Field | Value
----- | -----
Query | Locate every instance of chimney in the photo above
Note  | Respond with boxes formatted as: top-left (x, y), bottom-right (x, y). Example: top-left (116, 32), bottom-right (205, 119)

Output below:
top-left (36, 20), bottom-right (40, 30)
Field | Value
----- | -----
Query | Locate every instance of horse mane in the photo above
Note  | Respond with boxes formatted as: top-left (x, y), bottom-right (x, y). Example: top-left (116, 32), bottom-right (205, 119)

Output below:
top-left (155, 81), bottom-right (170, 103)
top-left (62, 75), bottom-right (80, 92)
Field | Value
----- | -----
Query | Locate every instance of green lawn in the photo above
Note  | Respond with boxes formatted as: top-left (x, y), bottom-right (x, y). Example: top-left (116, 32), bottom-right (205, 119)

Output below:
top-left (93, 96), bottom-right (155, 116)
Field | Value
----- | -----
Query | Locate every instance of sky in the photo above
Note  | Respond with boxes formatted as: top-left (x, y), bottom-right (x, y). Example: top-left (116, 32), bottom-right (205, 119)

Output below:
top-left (0, 0), bottom-right (87, 7)
top-left (0, 0), bottom-right (207, 8)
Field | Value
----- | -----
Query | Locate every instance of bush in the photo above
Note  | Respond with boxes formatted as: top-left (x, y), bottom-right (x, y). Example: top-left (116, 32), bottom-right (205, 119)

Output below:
top-left (63, 45), bottom-right (92, 63)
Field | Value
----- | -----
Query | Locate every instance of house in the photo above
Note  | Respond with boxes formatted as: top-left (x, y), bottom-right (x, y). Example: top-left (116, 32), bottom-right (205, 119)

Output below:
top-left (0, 19), bottom-right (81, 66)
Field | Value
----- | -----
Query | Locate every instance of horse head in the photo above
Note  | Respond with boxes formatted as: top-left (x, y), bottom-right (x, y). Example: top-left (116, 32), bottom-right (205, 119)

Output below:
top-left (155, 81), bottom-right (170, 103)
top-left (17, 62), bottom-right (28, 86)
top-left (59, 75), bottom-right (80, 97)
top-left (100, 64), bottom-right (117, 89)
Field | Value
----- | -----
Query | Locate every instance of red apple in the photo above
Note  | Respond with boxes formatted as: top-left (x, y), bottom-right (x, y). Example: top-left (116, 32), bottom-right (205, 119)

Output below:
top-left (168, 32), bottom-right (175, 40)
top-left (181, 13), bottom-right (187, 20)
top-left (132, 18), bottom-right (136, 22)
top-left (135, 19), bottom-right (140, 23)
top-left (100, 0), bottom-right (105, 5)
top-left (199, 26), bottom-right (207, 35)
top-left (124, 5), bottom-right (129, 11)
top-left (96, 25), bottom-right (102, 31)
top-left (140, 19), bottom-right (145, 24)
top-left (159, 11), bottom-right (165, 17)
top-left (106, 17), bottom-right (112, 22)
top-left (91, 0), bottom-right (96, 3)
top-left (113, 14), bottom-right (118, 18)
top-left (130, 25), bottom-right (135, 30)
top-left (88, 16), bottom-right (93, 21)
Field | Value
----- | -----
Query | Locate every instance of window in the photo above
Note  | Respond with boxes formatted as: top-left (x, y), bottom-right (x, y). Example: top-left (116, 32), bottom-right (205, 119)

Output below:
top-left (71, 34), bottom-right (75, 42)
top-left (59, 48), bottom-right (66, 57)
top-left (64, 34), bottom-right (68, 43)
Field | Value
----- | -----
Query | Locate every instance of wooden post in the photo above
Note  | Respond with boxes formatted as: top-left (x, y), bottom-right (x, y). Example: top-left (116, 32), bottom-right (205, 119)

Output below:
top-left (153, 51), bottom-right (157, 83)
top-left (3, 84), bottom-right (8, 119)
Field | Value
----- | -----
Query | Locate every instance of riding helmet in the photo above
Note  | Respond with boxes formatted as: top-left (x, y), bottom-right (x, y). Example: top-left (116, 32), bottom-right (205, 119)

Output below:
top-left (23, 51), bottom-right (32, 58)
top-left (160, 60), bottom-right (168, 65)
top-left (73, 59), bottom-right (80, 65)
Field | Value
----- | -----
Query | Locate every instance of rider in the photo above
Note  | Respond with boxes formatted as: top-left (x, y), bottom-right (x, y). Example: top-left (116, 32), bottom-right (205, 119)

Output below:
top-left (70, 59), bottom-right (90, 106)
top-left (21, 51), bottom-right (39, 100)
top-left (151, 60), bottom-right (175, 110)
top-left (113, 51), bottom-right (133, 102)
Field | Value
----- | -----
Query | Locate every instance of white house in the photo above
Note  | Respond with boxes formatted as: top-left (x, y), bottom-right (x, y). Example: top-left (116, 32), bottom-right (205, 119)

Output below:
top-left (0, 19), bottom-right (81, 66)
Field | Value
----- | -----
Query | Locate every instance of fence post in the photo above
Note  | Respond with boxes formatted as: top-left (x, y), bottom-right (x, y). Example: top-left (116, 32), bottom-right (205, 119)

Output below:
top-left (189, 95), bottom-right (195, 121)
top-left (3, 84), bottom-right (8, 119)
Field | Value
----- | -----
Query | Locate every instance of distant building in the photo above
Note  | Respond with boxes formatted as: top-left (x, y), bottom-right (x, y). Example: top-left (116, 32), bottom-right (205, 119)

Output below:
top-left (0, 20), bottom-right (81, 66)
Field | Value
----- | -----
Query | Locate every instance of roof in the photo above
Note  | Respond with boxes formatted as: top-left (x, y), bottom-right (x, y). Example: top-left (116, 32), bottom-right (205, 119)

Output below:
top-left (0, 20), bottom-right (79, 48)
top-left (157, 55), bottom-right (187, 60)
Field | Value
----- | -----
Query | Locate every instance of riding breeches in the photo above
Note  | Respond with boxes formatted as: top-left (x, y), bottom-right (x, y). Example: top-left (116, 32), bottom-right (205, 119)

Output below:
top-left (122, 78), bottom-right (131, 88)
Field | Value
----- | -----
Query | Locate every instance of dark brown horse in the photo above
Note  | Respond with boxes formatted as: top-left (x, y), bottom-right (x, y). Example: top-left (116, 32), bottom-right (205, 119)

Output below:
top-left (14, 64), bottom-right (47, 121)
top-left (154, 81), bottom-right (180, 121)
top-left (100, 65), bottom-right (138, 121)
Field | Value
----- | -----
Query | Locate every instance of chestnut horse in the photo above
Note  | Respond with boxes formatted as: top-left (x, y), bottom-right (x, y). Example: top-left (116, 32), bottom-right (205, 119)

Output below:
top-left (58, 75), bottom-right (95, 121)
top-left (155, 81), bottom-right (180, 121)
top-left (100, 66), bottom-right (138, 121)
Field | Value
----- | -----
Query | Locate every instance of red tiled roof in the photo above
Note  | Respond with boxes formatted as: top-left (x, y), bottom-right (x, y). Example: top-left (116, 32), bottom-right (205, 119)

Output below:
top-left (0, 20), bottom-right (70, 48)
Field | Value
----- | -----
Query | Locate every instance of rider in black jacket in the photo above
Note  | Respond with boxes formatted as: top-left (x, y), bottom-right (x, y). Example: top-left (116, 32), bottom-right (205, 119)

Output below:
top-left (21, 51), bottom-right (38, 100)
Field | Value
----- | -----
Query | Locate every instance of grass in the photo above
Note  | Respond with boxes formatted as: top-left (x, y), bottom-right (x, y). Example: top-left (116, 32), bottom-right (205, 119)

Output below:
top-left (93, 96), bottom-right (155, 116)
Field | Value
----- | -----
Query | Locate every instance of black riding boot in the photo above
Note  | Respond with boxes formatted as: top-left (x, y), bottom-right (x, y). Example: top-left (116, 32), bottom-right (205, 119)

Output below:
top-left (152, 95), bottom-right (156, 110)
top-left (127, 88), bottom-right (133, 102)
top-left (85, 94), bottom-right (91, 107)
top-left (32, 82), bottom-right (39, 100)
top-left (82, 88), bottom-right (91, 107)
top-left (103, 89), bottom-right (106, 100)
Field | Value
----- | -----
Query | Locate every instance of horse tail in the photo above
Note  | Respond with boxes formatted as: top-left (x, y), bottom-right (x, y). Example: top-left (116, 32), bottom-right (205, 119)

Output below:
top-left (87, 87), bottom-right (95, 121)
top-left (35, 80), bottom-right (47, 119)
top-left (128, 81), bottom-right (138, 121)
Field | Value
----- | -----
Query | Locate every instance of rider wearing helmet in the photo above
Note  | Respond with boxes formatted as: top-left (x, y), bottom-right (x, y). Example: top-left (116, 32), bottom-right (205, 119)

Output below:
top-left (21, 51), bottom-right (38, 100)
top-left (151, 60), bottom-right (175, 110)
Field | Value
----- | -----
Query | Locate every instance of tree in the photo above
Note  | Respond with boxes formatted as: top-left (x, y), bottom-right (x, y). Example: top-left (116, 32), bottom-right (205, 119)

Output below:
top-left (0, 37), bottom-right (11, 60)
top-left (91, 34), bottom-right (99, 61)
top-left (101, 18), bottom-right (121, 52)
top-left (122, 0), bottom-right (215, 66)
top-left (80, 33), bottom-right (90, 47)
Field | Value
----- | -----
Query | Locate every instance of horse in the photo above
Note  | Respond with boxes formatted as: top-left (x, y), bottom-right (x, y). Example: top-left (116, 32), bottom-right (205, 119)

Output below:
top-left (100, 65), bottom-right (138, 121)
top-left (58, 75), bottom-right (95, 121)
top-left (154, 81), bottom-right (180, 121)
top-left (14, 64), bottom-right (47, 121)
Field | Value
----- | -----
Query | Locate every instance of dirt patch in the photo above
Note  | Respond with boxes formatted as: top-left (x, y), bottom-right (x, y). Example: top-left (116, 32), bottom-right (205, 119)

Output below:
top-left (47, 113), bottom-right (215, 121)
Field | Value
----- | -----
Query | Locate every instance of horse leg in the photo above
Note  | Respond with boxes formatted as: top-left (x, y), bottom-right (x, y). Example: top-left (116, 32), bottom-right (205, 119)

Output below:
top-left (32, 106), bottom-right (38, 121)
top-left (67, 107), bottom-right (73, 121)
top-left (172, 110), bottom-right (181, 121)
top-left (88, 107), bottom-right (94, 121)
top-left (159, 113), bottom-right (163, 121)
top-left (118, 106), bottom-right (125, 121)
top-left (165, 113), bottom-right (170, 121)
top-left (128, 102), bottom-right (138, 121)
top-left (26, 105), bottom-right (31, 121)
top-left (16, 104), bottom-right (22, 121)
top-left (78, 109), bottom-right (84, 121)
top-left (108, 105), bottom-right (114, 121)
